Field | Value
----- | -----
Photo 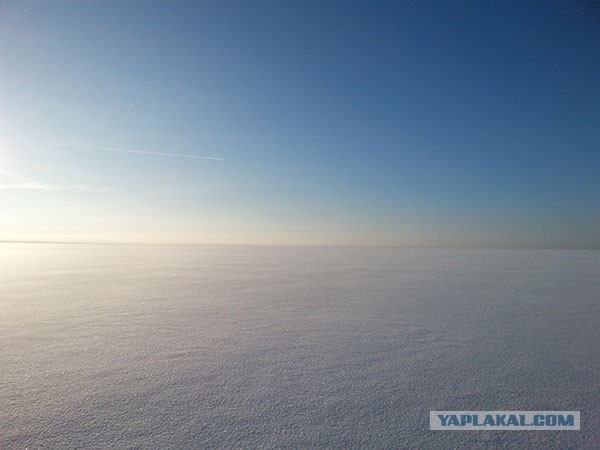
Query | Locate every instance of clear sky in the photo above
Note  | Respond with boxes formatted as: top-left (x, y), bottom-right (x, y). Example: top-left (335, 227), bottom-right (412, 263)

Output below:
top-left (1, 0), bottom-right (599, 247)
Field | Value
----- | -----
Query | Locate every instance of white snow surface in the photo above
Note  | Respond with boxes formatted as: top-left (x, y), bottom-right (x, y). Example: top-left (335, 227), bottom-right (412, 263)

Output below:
top-left (1, 244), bottom-right (598, 449)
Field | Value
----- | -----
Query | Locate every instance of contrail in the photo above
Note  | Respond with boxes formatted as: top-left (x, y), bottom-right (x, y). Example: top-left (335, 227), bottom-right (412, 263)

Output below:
top-left (0, 182), bottom-right (114, 192)
top-left (63, 145), bottom-right (224, 161)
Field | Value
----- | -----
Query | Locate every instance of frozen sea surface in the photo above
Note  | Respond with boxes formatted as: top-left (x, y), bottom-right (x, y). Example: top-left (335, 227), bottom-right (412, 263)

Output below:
top-left (1, 244), bottom-right (599, 449)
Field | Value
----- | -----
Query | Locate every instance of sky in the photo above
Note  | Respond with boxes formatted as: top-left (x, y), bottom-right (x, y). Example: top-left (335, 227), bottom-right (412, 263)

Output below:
top-left (1, 0), bottom-right (599, 247)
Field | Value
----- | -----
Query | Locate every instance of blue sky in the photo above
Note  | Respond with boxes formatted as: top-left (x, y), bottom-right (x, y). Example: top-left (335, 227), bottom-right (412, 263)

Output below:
top-left (1, 0), bottom-right (599, 247)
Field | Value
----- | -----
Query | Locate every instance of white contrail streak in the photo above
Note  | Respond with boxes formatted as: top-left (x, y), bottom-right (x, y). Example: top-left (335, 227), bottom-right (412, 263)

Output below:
top-left (0, 182), bottom-right (114, 192)
top-left (64, 145), bottom-right (224, 161)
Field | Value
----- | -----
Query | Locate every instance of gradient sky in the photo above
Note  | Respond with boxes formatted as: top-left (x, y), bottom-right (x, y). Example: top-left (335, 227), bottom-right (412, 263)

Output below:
top-left (1, 0), bottom-right (599, 247)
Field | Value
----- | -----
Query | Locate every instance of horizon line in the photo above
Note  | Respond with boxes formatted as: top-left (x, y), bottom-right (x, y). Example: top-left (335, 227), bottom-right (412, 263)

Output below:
top-left (0, 240), bottom-right (598, 250)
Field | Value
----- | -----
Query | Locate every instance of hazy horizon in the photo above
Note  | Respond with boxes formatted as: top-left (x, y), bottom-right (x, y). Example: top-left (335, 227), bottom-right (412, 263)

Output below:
top-left (2, 240), bottom-right (600, 250)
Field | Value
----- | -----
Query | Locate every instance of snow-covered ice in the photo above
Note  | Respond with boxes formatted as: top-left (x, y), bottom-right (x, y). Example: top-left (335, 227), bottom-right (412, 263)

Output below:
top-left (1, 244), bottom-right (598, 449)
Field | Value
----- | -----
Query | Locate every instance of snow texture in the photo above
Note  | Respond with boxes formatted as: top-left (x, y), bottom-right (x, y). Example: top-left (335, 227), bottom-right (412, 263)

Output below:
top-left (1, 245), bottom-right (598, 449)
